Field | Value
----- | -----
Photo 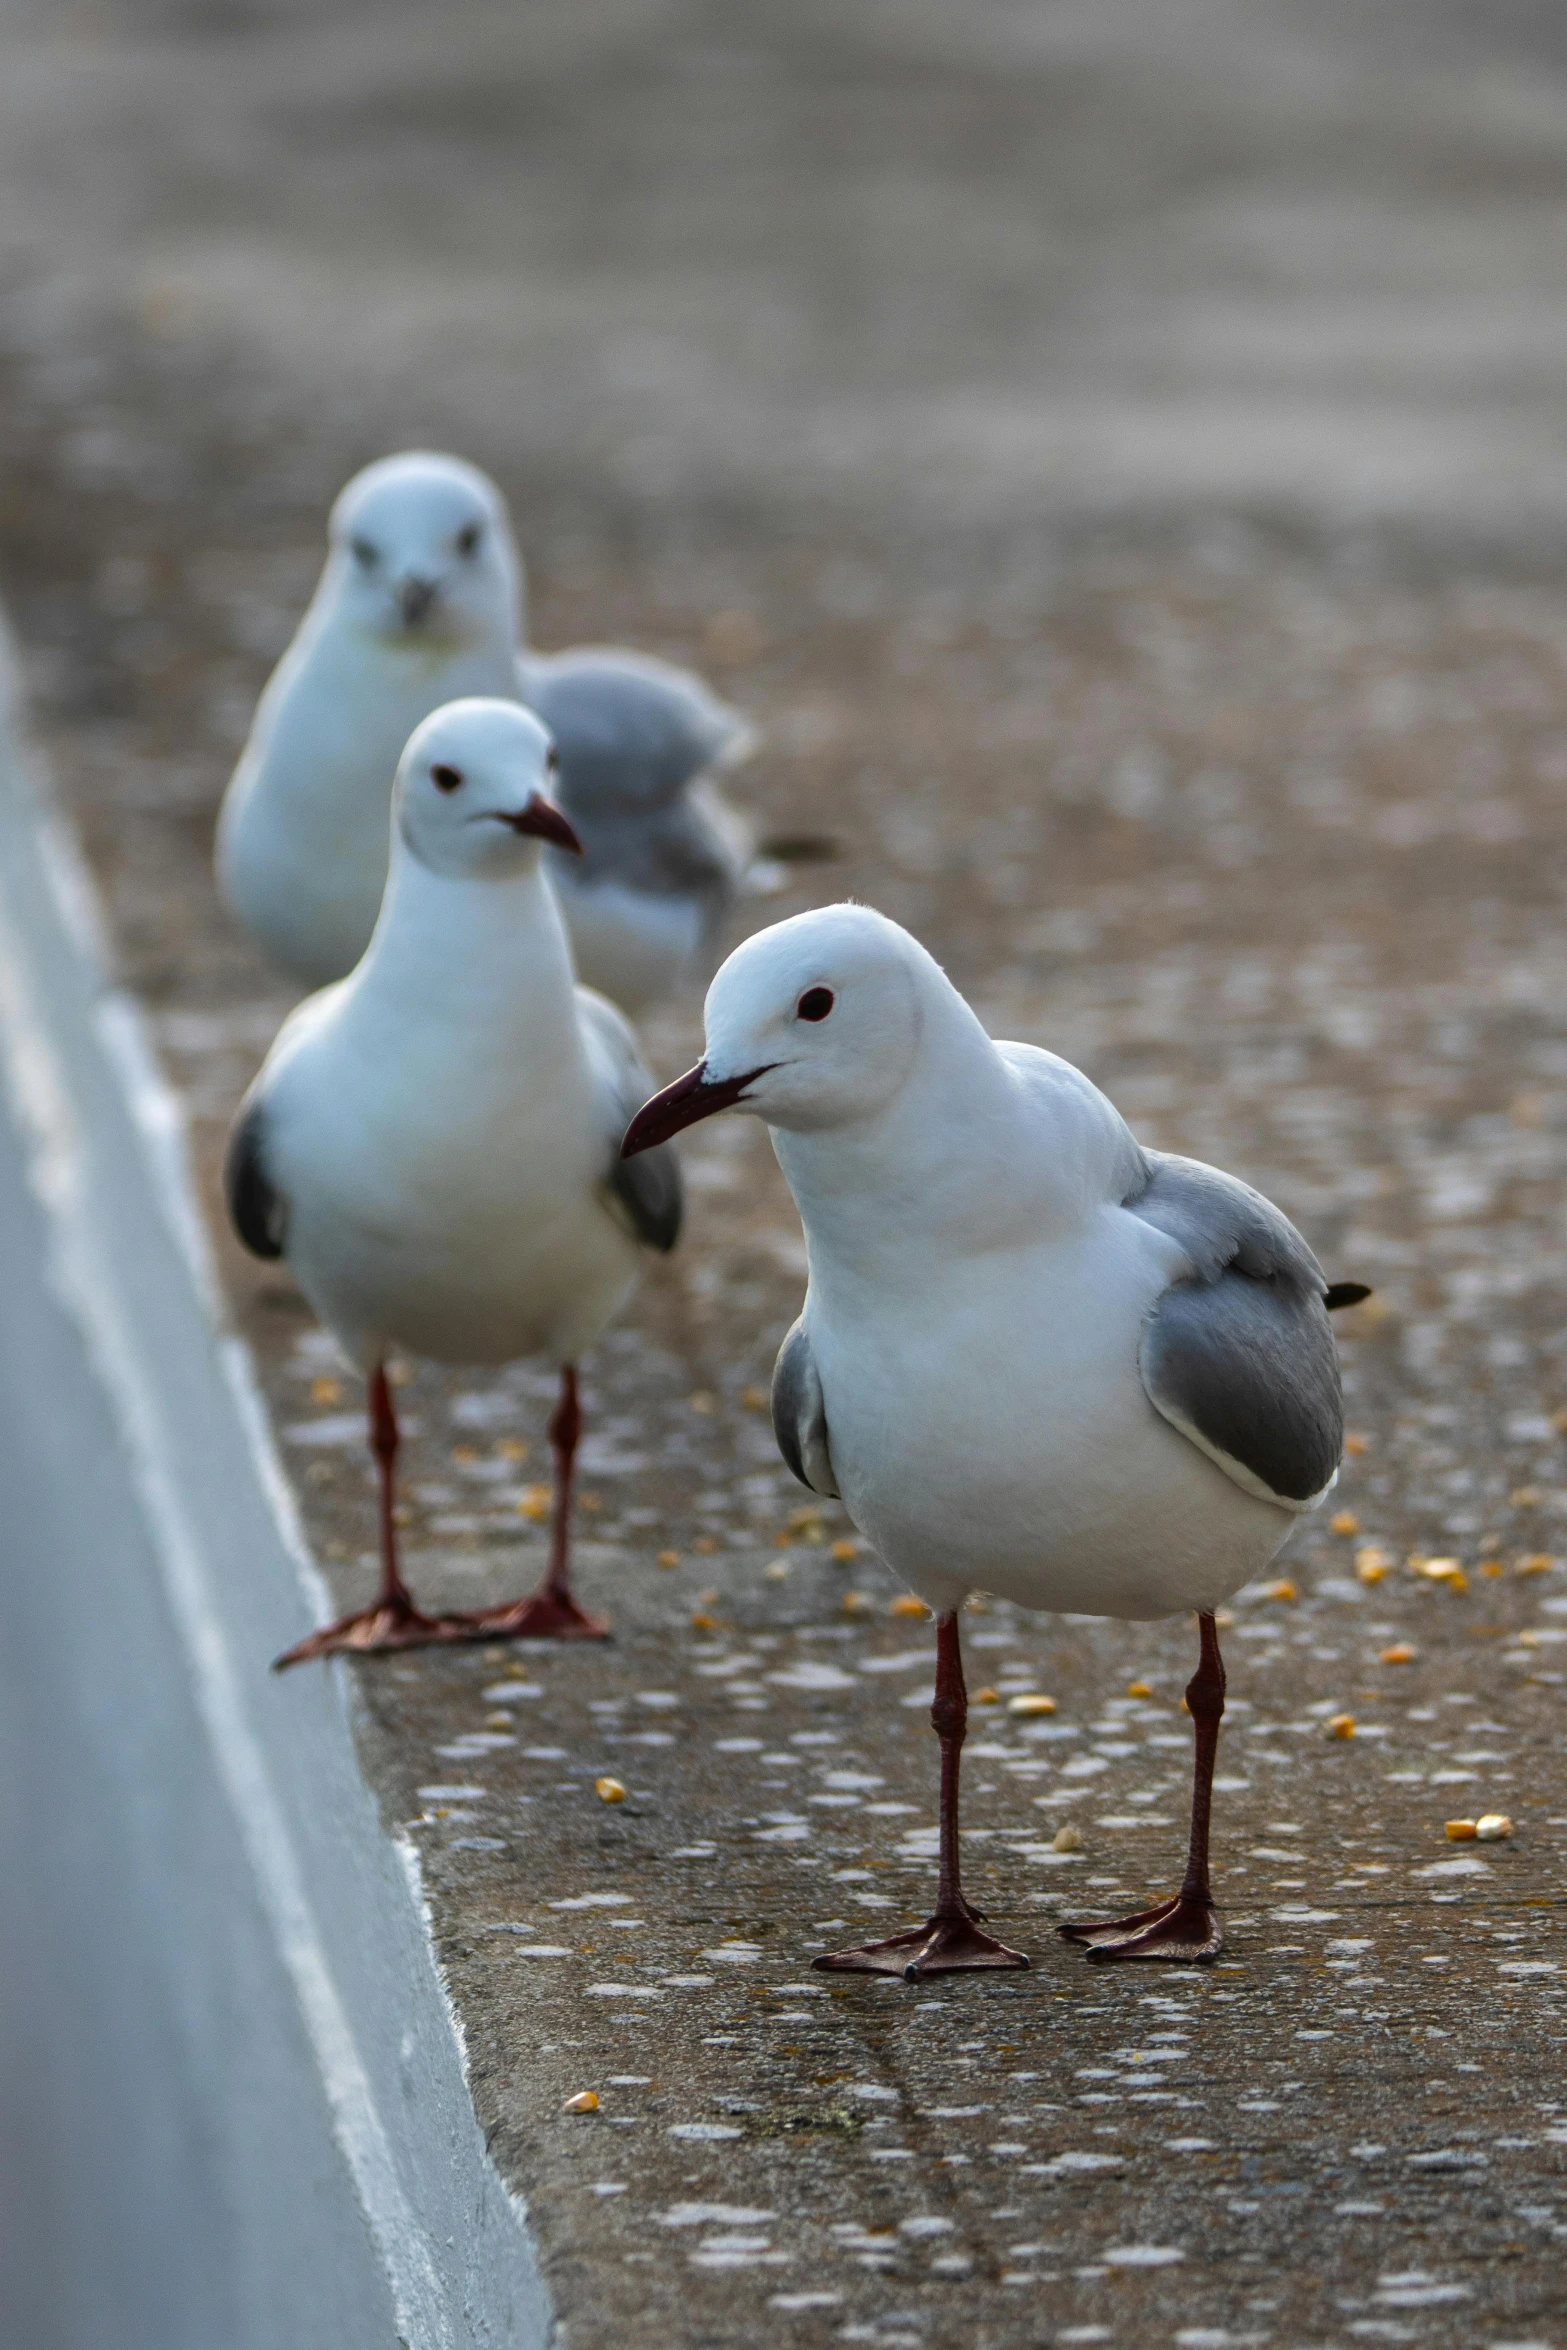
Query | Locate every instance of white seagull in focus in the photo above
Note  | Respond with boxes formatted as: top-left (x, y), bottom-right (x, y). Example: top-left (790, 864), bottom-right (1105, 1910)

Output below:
top-left (216, 449), bottom-right (754, 1008)
top-left (624, 904), bottom-right (1368, 1977)
top-left (226, 697), bottom-right (682, 1666)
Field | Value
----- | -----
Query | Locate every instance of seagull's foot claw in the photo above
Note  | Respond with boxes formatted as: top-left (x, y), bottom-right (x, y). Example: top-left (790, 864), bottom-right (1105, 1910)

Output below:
top-left (1058, 1891), bottom-right (1222, 1964)
top-left (273, 1601), bottom-right (479, 1670)
top-left (814, 1906), bottom-right (1030, 1981)
top-left (468, 1587), bottom-right (610, 1641)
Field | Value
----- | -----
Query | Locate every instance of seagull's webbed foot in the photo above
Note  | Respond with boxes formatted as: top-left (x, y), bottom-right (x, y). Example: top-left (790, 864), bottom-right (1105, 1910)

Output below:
top-left (814, 1902), bottom-right (1030, 1981)
top-left (467, 1586), bottom-right (609, 1641)
top-left (1058, 1890), bottom-right (1222, 1964)
top-left (273, 1599), bottom-right (479, 1670)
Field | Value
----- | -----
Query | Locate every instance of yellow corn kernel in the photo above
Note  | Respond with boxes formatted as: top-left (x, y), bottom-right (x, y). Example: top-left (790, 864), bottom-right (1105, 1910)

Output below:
top-left (594, 1777), bottom-right (626, 1804)
top-left (1418, 1558), bottom-right (1467, 1591)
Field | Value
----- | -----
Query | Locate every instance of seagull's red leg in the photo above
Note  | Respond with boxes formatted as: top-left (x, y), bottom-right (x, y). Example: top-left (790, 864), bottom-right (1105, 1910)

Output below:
top-left (470, 1366), bottom-right (609, 1639)
top-left (274, 1364), bottom-right (475, 1667)
top-left (815, 1608), bottom-right (1030, 1979)
top-left (1059, 1609), bottom-right (1226, 1962)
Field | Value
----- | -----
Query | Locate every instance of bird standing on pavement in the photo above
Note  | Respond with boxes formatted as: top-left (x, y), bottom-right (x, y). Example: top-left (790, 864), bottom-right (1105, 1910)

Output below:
top-left (215, 450), bottom-right (754, 1008)
top-left (226, 698), bottom-right (682, 1666)
top-left (624, 903), bottom-right (1366, 1977)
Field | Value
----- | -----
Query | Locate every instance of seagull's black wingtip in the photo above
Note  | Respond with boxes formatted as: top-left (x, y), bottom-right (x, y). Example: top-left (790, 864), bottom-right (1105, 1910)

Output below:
top-left (1324, 1281), bottom-right (1373, 1312)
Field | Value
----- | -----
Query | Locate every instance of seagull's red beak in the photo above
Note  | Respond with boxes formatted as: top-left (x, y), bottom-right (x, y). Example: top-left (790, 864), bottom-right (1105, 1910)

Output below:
top-left (498, 792), bottom-right (582, 853)
top-left (621, 1060), bottom-right (774, 1156)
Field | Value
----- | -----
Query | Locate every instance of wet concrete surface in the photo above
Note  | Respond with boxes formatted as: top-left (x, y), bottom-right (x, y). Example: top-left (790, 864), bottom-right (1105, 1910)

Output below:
top-left (2, 2), bottom-right (1567, 2344)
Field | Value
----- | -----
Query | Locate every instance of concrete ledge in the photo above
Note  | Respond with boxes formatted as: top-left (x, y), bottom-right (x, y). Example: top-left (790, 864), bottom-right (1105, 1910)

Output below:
top-left (0, 616), bottom-right (550, 2349)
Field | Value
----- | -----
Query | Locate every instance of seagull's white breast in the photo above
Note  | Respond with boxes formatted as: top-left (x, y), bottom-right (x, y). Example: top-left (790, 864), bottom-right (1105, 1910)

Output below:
top-left (264, 982), bottom-right (639, 1369)
top-left (809, 1204), bottom-right (1291, 1622)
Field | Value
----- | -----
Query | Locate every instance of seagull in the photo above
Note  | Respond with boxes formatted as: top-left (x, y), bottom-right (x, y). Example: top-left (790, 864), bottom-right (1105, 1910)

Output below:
top-left (623, 903), bottom-right (1368, 1978)
top-left (216, 449), bottom-right (754, 1007)
top-left (217, 453), bottom-right (521, 987)
top-left (225, 697), bottom-right (682, 1666)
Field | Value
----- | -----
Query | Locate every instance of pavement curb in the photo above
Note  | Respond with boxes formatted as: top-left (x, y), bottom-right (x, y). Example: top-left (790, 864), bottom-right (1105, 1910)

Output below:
top-left (0, 609), bottom-right (552, 2349)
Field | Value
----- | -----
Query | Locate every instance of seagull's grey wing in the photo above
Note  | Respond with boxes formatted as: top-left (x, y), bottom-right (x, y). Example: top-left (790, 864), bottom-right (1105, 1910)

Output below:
top-left (526, 650), bottom-right (754, 932)
top-left (610, 1125), bottom-right (682, 1253)
top-left (577, 987), bottom-right (683, 1254)
top-left (521, 647), bottom-right (753, 817)
top-left (557, 796), bottom-right (743, 911)
top-left (224, 1094), bottom-right (288, 1261)
top-left (636, 796), bottom-right (748, 934)
top-left (771, 1315), bottom-right (840, 1499)
top-left (1125, 1153), bottom-right (1342, 1510)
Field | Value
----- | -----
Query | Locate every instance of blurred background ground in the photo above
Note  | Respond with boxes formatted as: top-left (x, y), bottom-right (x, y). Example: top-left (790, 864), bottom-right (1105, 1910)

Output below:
top-left (2, 3), bottom-right (1567, 2345)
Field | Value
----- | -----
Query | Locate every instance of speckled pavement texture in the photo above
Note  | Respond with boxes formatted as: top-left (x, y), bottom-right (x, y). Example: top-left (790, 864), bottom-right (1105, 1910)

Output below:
top-left (2, 3), bottom-right (1566, 2344)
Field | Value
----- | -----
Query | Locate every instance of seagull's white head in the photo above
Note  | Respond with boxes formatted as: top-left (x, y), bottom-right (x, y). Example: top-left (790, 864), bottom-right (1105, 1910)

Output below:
top-left (395, 699), bottom-right (581, 879)
top-left (623, 904), bottom-right (933, 1148)
top-left (324, 451), bottom-right (521, 650)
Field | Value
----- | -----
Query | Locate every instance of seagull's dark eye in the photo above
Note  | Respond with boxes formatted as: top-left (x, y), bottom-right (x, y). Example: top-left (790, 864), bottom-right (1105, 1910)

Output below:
top-left (350, 536), bottom-right (378, 568)
top-left (546, 744), bottom-right (559, 774)
top-left (455, 521), bottom-right (482, 557)
top-left (431, 763), bottom-right (464, 793)
top-left (796, 987), bottom-right (834, 1022)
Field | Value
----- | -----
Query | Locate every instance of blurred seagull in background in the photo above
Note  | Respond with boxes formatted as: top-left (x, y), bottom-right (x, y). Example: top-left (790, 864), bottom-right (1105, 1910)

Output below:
top-left (216, 449), bottom-right (756, 1008)
top-left (226, 698), bottom-right (681, 1666)
top-left (624, 903), bottom-right (1368, 1978)
top-left (524, 646), bottom-right (756, 1014)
